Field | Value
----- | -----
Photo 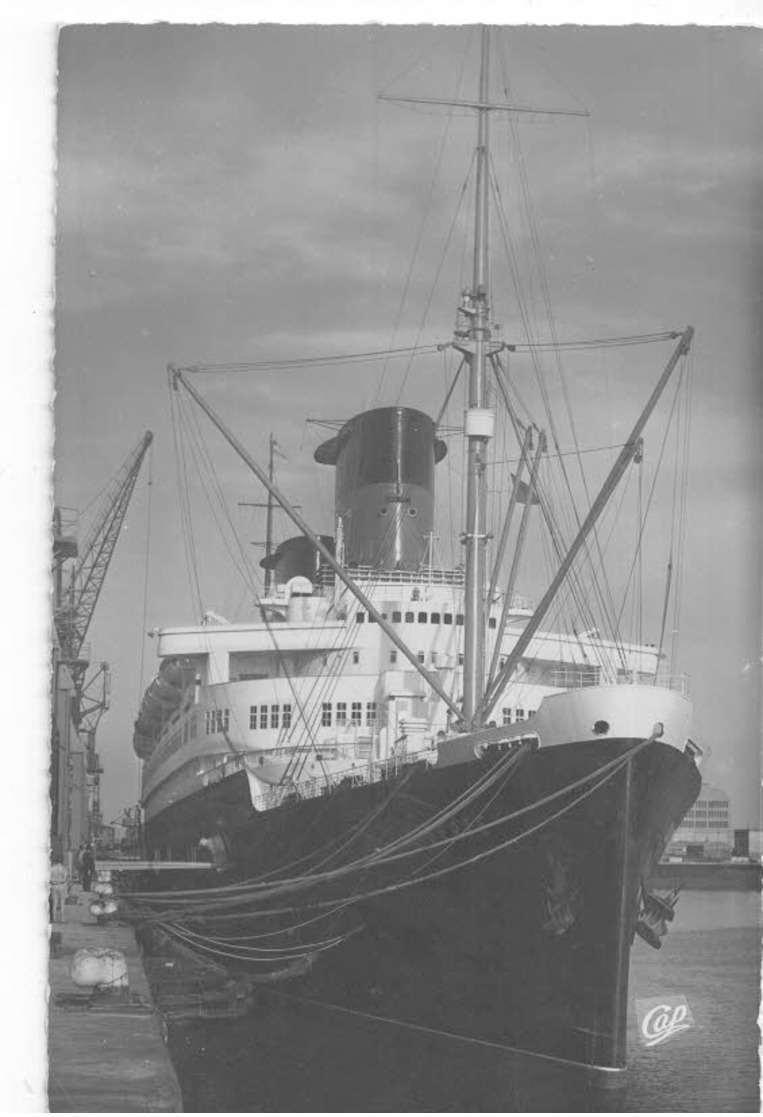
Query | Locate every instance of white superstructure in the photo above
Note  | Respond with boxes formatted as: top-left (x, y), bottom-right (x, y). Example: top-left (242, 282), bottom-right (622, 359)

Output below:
top-left (140, 565), bottom-right (683, 825)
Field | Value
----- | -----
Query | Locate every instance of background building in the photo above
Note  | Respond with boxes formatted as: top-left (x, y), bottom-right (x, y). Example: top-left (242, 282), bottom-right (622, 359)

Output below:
top-left (667, 783), bottom-right (732, 860)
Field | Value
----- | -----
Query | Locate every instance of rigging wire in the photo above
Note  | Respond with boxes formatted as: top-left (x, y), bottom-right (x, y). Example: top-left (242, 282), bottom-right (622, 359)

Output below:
top-left (394, 153), bottom-right (477, 404)
top-left (669, 349), bottom-right (694, 675)
top-left (135, 444), bottom-right (154, 801)
top-left (171, 332), bottom-right (677, 379)
top-left (136, 444), bottom-right (154, 702)
top-left (126, 736), bottom-right (651, 933)
top-left (168, 374), bottom-right (204, 619)
top-left (181, 344), bottom-right (445, 375)
top-left (486, 180), bottom-right (622, 656)
top-left (377, 33), bottom-right (472, 405)
top-left (487, 73), bottom-right (628, 657)
top-left (126, 735), bottom-right (647, 914)
top-left (611, 364), bottom-right (688, 647)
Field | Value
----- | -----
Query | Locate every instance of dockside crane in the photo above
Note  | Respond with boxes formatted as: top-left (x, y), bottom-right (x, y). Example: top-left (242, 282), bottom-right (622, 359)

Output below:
top-left (54, 430), bottom-right (153, 713)
top-left (52, 430), bottom-right (153, 847)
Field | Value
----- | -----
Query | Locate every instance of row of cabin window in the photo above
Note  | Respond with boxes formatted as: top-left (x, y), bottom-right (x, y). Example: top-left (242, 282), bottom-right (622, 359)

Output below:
top-left (501, 707), bottom-right (535, 725)
top-left (248, 702), bottom-right (379, 731)
top-left (356, 610), bottom-right (498, 630)
top-left (322, 701), bottom-right (377, 728)
top-left (249, 704), bottom-right (293, 731)
top-left (205, 703), bottom-right (532, 736)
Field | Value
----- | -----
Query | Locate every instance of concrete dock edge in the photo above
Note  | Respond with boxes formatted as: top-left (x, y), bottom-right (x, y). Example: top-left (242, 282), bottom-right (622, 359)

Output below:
top-left (48, 885), bottom-right (182, 1113)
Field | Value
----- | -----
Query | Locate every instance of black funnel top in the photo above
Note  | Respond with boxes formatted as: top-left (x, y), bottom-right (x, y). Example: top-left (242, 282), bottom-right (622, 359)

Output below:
top-left (315, 407), bottom-right (446, 571)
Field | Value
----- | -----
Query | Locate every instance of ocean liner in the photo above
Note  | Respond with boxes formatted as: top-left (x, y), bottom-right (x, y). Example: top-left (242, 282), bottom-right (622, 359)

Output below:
top-left (127, 29), bottom-right (702, 1111)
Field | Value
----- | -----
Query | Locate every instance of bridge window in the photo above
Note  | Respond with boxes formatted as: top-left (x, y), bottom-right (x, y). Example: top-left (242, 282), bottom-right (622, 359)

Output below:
top-left (270, 704), bottom-right (280, 729)
top-left (458, 653), bottom-right (464, 666)
top-left (417, 651), bottom-right (425, 664)
top-left (488, 617), bottom-right (497, 629)
top-left (282, 703), bottom-right (292, 729)
top-left (405, 611), bottom-right (414, 623)
top-left (352, 651), bottom-right (360, 665)
top-left (249, 706), bottom-right (258, 730)
top-left (443, 613), bottom-right (453, 625)
top-left (515, 708), bottom-right (525, 721)
top-left (322, 702), bottom-right (332, 727)
top-left (351, 702), bottom-right (362, 726)
top-left (390, 650), bottom-right (398, 665)
top-left (502, 708), bottom-right (512, 726)
top-left (366, 702), bottom-right (377, 725)
top-left (260, 706), bottom-right (268, 730)
top-left (392, 611), bottom-right (402, 623)
top-left (456, 614), bottom-right (464, 626)
top-left (356, 612), bottom-right (366, 623)
top-left (431, 612), bottom-right (441, 624)
top-left (418, 611), bottom-right (428, 624)
top-left (336, 702), bottom-right (347, 726)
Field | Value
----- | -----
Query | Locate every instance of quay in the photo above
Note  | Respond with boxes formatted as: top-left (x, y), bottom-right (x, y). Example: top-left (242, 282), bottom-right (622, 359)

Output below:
top-left (653, 859), bottom-right (762, 891)
top-left (48, 881), bottom-right (183, 1113)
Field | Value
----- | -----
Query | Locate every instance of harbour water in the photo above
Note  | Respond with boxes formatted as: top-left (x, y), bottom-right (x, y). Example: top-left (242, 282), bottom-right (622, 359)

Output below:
top-left (626, 889), bottom-right (760, 1112)
top-left (159, 888), bottom-right (760, 1112)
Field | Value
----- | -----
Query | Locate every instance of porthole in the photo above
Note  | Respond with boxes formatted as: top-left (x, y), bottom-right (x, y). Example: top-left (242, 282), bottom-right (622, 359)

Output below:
top-left (408, 507), bottom-right (418, 517)
top-left (380, 506), bottom-right (389, 516)
top-left (592, 720), bottom-right (610, 736)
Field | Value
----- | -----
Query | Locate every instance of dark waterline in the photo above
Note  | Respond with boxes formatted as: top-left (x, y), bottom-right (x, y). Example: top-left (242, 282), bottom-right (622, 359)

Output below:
top-left (156, 889), bottom-right (760, 1112)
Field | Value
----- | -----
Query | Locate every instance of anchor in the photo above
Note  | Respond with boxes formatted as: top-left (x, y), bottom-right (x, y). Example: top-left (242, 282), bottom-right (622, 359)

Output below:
top-left (541, 850), bottom-right (580, 936)
top-left (635, 883), bottom-right (682, 949)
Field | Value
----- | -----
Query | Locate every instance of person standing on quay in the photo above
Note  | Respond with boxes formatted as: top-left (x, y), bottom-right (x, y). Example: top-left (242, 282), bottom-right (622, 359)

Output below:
top-left (50, 858), bottom-right (68, 923)
top-left (81, 843), bottom-right (95, 892)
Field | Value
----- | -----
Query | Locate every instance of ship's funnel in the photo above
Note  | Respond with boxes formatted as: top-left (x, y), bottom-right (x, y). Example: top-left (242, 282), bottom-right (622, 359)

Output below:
top-left (260, 535), bottom-right (335, 584)
top-left (315, 407), bottom-right (447, 571)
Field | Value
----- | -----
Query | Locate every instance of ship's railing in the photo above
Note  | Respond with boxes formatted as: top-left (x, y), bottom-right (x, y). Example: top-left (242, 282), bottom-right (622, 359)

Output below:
top-left (550, 669), bottom-right (602, 689)
top-left (316, 564), bottom-right (465, 588)
top-left (316, 563), bottom-right (534, 612)
top-left (551, 669), bottom-right (690, 696)
top-left (248, 748), bottom-right (433, 813)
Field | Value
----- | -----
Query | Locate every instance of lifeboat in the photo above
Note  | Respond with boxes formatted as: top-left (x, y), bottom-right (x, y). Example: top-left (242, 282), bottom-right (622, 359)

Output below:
top-left (132, 658), bottom-right (195, 759)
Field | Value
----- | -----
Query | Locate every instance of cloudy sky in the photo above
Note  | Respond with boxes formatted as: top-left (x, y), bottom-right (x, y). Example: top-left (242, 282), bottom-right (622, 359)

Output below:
top-left (50, 22), bottom-right (761, 827)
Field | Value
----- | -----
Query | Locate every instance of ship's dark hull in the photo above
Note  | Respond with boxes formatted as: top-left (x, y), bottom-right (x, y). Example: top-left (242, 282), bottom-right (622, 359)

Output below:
top-left (135, 737), bottom-right (700, 1111)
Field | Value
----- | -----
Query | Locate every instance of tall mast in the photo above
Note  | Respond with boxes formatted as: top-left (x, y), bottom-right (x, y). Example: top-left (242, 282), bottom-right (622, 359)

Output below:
top-left (264, 434), bottom-right (275, 594)
top-left (379, 29), bottom-right (587, 725)
top-left (462, 26), bottom-right (492, 723)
